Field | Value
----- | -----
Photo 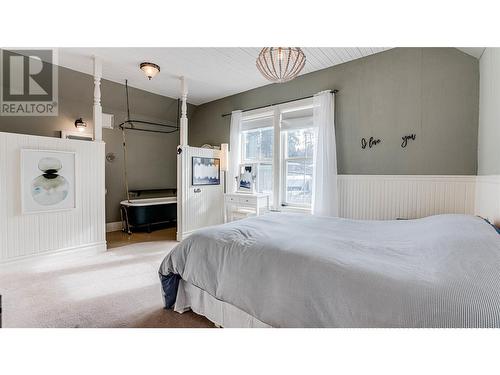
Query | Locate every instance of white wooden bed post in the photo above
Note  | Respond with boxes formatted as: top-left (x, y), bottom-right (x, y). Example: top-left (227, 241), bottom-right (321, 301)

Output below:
top-left (180, 76), bottom-right (188, 146)
top-left (93, 56), bottom-right (103, 142)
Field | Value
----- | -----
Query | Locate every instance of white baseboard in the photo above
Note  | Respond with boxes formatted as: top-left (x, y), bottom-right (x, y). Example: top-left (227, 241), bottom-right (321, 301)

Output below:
top-left (106, 221), bottom-right (123, 232)
top-left (0, 241), bottom-right (107, 265)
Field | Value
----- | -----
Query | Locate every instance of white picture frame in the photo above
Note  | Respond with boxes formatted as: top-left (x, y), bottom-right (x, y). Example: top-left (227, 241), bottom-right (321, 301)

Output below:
top-left (192, 157), bottom-right (221, 186)
top-left (21, 149), bottom-right (77, 214)
top-left (237, 163), bottom-right (257, 194)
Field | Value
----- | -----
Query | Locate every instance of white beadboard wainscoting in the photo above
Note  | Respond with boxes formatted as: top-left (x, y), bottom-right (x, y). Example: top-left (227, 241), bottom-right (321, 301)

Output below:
top-left (338, 175), bottom-right (476, 220)
top-left (113, 174), bottom-right (480, 236)
top-left (475, 175), bottom-right (500, 226)
top-left (0, 132), bottom-right (106, 263)
top-left (177, 146), bottom-right (224, 241)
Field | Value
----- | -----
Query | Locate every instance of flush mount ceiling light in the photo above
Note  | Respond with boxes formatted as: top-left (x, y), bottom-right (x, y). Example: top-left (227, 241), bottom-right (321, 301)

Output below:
top-left (74, 118), bottom-right (87, 132)
top-left (140, 62), bottom-right (160, 80)
top-left (256, 47), bottom-right (306, 83)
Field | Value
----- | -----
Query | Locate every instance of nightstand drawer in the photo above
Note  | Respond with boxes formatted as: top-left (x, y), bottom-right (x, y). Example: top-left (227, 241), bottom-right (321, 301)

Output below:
top-left (226, 195), bottom-right (239, 203)
top-left (224, 193), bottom-right (270, 223)
top-left (239, 196), bottom-right (256, 205)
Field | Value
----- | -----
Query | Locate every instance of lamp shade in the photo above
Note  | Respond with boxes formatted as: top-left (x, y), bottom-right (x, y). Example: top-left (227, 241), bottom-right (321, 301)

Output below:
top-left (140, 62), bottom-right (160, 80)
top-left (256, 47), bottom-right (306, 83)
top-left (220, 143), bottom-right (229, 171)
top-left (74, 118), bottom-right (87, 132)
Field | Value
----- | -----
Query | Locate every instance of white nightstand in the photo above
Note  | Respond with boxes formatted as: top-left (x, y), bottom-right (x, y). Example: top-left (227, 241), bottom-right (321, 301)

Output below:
top-left (224, 192), bottom-right (270, 223)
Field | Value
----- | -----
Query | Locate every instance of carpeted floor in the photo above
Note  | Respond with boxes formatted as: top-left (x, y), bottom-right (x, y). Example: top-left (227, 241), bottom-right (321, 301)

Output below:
top-left (0, 229), bottom-right (214, 328)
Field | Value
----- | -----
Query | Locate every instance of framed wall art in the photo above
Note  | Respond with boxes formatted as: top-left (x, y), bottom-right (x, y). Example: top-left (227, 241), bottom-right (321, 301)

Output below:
top-left (21, 149), bottom-right (76, 214)
top-left (192, 157), bottom-right (221, 186)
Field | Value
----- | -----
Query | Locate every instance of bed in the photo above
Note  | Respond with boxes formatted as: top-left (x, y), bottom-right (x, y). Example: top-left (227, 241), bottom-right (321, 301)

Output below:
top-left (159, 213), bottom-right (500, 328)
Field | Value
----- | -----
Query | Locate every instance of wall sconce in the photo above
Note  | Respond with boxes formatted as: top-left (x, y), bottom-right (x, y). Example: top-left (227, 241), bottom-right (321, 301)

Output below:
top-left (140, 62), bottom-right (160, 80)
top-left (74, 118), bottom-right (87, 132)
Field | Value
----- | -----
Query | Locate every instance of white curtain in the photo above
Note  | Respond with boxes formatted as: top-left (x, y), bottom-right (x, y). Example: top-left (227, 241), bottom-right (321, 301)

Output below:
top-left (228, 110), bottom-right (242, 193)
top-left (312, 91), bottom-right (338, 217)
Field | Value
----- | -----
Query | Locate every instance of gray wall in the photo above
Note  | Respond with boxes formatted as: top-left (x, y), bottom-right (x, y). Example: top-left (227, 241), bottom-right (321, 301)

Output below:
top-left (0, 63), bottom-right (193, 223)
top-left (477, 48), bottom-right (500, 175)
top-left (0, 63), bottom-right (94, 138)
top-left (190, 48), bottom-right (479, 175)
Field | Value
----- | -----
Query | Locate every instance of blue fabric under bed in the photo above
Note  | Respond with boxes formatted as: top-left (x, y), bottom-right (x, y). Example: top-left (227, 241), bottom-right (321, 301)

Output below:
top-left (159, 273), bottom-right (181, 309)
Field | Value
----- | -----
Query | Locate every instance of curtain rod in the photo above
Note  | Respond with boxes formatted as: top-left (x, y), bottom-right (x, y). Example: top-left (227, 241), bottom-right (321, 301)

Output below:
top-left (119, 80), bottom-right (180, 133)
top-left (221, 89), bottom-right (338, 118)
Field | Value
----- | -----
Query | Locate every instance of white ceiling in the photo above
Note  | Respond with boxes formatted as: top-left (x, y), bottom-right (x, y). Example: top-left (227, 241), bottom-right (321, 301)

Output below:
top-left (57, 48), bottom-right (391, 105)
top-left (457, 47), bottom-right (485, 59)
top-left (55, 47), bottom-right (483, 106)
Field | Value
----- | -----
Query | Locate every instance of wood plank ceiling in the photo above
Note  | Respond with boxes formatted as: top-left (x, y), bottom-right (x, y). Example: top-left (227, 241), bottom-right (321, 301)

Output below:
top-left (58, 47), bottom-right (393, 105)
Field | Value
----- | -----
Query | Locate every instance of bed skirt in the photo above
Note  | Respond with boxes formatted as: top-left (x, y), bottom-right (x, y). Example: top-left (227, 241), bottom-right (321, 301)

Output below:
top-left (173, 280), bottom-right (271, 328)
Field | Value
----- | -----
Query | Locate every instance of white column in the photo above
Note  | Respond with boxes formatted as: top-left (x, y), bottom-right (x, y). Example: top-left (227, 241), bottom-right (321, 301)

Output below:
top-left (93, 56), bottom-right (103, 141)
top-left (180, 76), bottom-right (188, 146)
top-left (177, 76), bottom-right (188, 241)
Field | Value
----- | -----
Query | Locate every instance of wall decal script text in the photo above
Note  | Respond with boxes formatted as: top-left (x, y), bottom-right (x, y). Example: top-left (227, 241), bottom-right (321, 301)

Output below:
top-left (361, 137), bottom-right (381, 149)
top-left (401, 134), bottom-right (416, 148)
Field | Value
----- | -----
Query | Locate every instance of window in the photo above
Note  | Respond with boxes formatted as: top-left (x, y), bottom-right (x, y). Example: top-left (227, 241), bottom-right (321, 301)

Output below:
top-left (238, 98), bottom-right (315, 210)
top-left (241, 116), bottom-right (274, 197)
top-left (282, 128), bottom-right (315, 206)
top-left (242, 126), bottom-right (273, 161)
top-left (281, 108), bottom-right (314, 207)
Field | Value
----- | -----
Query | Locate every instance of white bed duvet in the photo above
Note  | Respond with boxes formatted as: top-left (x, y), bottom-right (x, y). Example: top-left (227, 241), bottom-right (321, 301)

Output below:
top-left (159, 213), bottom-right (500, 327)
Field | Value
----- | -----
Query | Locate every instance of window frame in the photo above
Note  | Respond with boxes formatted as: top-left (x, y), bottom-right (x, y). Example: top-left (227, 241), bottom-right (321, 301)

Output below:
top-left (239, 98), bottom-right (315, 211)
top-left (280, 127), bottom-right (315, 208)
top-left (240, 114), bottom-right (275, 197)
top-left (240, 126), bottom-right (274, 164)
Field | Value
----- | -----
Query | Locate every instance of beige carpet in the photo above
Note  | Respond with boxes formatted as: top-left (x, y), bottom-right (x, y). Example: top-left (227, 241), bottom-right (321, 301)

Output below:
top-left (0, 232), bottom-right (214, 328)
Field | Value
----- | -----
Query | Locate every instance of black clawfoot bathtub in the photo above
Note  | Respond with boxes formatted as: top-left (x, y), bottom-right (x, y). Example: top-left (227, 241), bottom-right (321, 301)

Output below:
top-left (120, 197), bottom-right (177, 234)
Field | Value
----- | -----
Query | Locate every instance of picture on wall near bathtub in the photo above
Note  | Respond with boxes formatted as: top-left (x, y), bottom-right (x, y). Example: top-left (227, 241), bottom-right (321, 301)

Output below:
top-left (192, 157), bottom-right (220, 186)
top-left (21, 150), bottom-right (76, 214)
